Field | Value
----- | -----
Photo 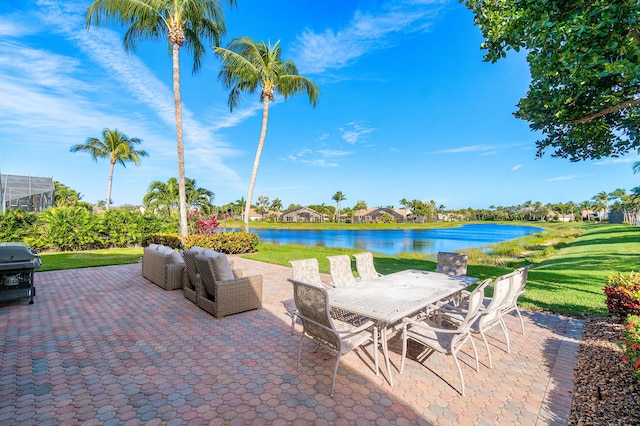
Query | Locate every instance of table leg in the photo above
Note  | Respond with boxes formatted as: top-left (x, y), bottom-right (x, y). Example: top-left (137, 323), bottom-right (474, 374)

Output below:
top-left (380, 326), bottom-right (394, 387)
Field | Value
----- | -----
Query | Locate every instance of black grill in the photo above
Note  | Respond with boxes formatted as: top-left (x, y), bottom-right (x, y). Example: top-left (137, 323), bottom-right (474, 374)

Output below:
top-left (0, 243), bottom-right (41, 304)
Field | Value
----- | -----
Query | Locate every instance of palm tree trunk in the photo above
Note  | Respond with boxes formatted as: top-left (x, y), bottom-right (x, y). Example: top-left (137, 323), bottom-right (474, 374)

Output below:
top-left (172, 43), bottom-right (189, 243)
top-left (106, 160), bottom-right (115, 210)
top-left (243, 99), bottom-right (270, 232)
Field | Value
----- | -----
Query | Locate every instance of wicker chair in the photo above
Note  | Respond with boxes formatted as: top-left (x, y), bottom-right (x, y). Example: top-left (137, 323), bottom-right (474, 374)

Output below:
top-left (289, 278), bottom-right (378, 397)
top-left (181, 250), bottom-right (200, 304)
top-left (353, 252), bottom-right (382, 281)
top-left (141, 246), bottom-right (186, 291)
top-left (327, 255), bottom-right (357, 287)
top-left (436, 252), bottom-right (468, 277)
top-left (194, 254), bottom-right (262, 319)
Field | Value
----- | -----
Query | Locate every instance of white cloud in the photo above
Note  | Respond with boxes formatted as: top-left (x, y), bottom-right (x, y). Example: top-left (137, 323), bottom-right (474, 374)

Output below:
top-left (340, 121), bottom-right (375, 144)
top-left (293, 0), bottom-right (446, 74)
top-left (433, 142), bottom-right (526, 155)
top-left (283, 147), bottom-right (351, 167)
top-left (510, 164), bottom-right (523, 172)
top-left (594, 156), bottom-right (640, 166)
top-left (3, 1), bottom-right (249, 189)
top-left (548, 175), bottom-right (579, 181)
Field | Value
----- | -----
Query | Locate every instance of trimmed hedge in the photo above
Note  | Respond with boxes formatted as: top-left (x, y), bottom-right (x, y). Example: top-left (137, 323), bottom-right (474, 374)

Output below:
top-left (185, 232), bottom-right (259, 254)
top-left (142, 234), bottom-right (182, 249)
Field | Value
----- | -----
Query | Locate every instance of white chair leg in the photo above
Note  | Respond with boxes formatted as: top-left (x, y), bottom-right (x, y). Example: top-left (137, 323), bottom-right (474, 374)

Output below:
top-left (499, 318), bottom-right (511, 353)
top-left (468, 335), bottom-right (480, 372)
top-left (479, 330), bottom-right (493, 369)
top-left (330, 353), bottom-right (342, 398)
top-left (296, 334), bottom-right (305, 368)
top-left (451, 351), bottom-right (466, 396)
top-left (400, 330), bottom-right (408, 374)
top-left (515, 305), bottom-right (526, 334)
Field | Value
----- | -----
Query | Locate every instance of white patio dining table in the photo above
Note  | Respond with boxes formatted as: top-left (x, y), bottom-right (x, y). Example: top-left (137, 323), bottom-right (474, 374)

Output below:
top-left (328, 269), bottom-right (478, 386)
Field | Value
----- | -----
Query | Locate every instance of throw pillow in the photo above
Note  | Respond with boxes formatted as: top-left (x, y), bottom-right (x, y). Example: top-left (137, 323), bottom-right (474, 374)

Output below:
top-left (213, 254), bottom-right (235, 281)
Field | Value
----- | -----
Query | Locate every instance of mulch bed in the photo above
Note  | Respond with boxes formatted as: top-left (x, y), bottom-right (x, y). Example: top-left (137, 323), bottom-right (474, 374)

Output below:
top-left (569, 316), bottom-right (640, 425)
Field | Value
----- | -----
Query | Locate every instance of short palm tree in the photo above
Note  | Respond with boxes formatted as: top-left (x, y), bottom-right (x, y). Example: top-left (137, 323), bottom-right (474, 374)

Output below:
top-left (86, 0), bottom-right (235, 241)
top-left (215, 37), bottom-right (319, 232)
top-left (332, 191), bottom-right (346, 222)
top-left (143, 177), bottom-right (180, 216)
top-left (70, 128), bottom-right (148, 210)
top-left (143, 177), bottom-right (213, 216)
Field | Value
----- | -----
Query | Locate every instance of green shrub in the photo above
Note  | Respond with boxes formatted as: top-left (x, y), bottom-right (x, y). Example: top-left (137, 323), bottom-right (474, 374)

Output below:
top-left (604, 272), bottom-right (640, 318)
top-left (99, 209), bottom-right (142, 248)
top-left (26, 206), bottom-right (102, 251)
top-left (0, 209), bottom-right (38, 241)
top-left (142, 234), bottom-right (182, 249)
top-left (621, 315), bottom-right (640, 383)
top-left (185, 231), bottom-right (259, 254)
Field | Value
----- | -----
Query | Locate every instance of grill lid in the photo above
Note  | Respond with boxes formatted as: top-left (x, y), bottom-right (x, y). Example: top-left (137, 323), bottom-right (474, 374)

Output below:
top-left (0, 242), bottom-right (41, 267)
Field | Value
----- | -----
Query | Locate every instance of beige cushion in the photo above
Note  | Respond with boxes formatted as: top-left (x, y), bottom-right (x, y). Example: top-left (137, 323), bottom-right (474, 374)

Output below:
top-left (202, 248), bottom-right (219, 258)
top-left (213, 253), bottom-right (234, 281)
top-left (158, 245), bottom-right (173, 255)
top-left (168, 250), bottom-right (185, 265)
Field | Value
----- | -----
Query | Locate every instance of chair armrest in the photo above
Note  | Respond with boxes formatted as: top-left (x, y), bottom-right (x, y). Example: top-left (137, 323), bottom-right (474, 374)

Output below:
top-left (401, 317), bottom-right (461, 334)
top-left (336, 319), bottom-right (375, 335)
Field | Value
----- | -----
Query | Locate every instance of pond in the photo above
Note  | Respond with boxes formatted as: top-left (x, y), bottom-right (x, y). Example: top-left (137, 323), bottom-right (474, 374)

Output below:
top-left (252, 224), bottom-right (543, 256)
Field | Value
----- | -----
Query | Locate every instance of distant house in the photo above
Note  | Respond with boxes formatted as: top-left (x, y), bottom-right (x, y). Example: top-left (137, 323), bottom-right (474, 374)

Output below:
top-left (352, 207), bottom-right (409, 223)
top-left (547, 210), bottom-right (575, 222)
top-left (281, 206), bottom-right (324, 222)
top-left (247, 208), bottom-right (262, 221)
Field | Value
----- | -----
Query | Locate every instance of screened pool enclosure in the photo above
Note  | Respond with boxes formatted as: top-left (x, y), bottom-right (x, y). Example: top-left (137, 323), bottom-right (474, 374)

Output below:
top-left (1, 174), bottom-right (54, 213)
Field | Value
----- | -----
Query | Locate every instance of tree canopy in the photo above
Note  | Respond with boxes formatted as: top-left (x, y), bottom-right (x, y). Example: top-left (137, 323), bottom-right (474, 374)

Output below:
top-left (462, 0), bottom-right (640, 161)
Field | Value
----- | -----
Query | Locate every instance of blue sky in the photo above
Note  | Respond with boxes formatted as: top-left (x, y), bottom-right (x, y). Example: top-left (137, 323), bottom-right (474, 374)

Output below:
top-left (1, 0), bottom-right (638, 211)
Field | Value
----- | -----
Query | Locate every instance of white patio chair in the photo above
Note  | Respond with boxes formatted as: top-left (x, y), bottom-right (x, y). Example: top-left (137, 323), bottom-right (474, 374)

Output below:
top-left (289, 278), bottom-right (378, 397)
top-left (436, 252), bottom-right (468, 276)
top-left (500, 264), bottom-right (534, 334)
top-left (438, 272), bottom-right (515, 368)
top-left (327, 255), bottom-right (357, 287)
top-left (284, 258), bottom-right (327, 334)
top-left (399, 279), bottom-right (485, 396)
top-left (353, 251), bottom-right (382, 281)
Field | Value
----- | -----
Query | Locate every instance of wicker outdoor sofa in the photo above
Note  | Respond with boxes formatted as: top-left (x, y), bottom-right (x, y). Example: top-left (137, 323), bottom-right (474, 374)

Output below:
top-left (183, 248), bottom-right (263, 319)
top-left (141, 244), bottom-right (186, 291)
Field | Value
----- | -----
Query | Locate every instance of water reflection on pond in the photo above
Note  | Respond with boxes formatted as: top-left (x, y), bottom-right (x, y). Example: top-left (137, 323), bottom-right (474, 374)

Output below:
top-left (252, 224), bottom-right (543, 257)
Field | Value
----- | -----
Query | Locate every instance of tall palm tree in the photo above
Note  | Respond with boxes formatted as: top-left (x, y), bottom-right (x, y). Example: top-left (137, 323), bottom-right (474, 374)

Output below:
top-left (215, 37), bottom-right (319, 232)
top-left (86, 0), bottom-right (235, 241)
top-left (332, 191), bottom-right (346, 222)
top-left (70, 128), bottom-right (147, 210)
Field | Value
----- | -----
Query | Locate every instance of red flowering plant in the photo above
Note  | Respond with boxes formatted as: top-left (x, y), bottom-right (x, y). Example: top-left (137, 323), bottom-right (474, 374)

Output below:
top-left (187, 209), bottom-right (220, 235)
top-left (621, 315), bottom-right (640, 383)
top-left (604, 272), bottom-right (640, 319)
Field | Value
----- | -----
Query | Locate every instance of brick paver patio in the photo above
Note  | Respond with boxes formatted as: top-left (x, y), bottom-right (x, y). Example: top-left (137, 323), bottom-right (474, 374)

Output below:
top-left (0, 258), bottom-right (583, 425)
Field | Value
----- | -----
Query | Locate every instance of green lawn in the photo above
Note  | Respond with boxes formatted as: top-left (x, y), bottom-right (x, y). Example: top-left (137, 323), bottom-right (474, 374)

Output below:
top-left (36, 222), bottom-right (640, 317)
top-left (38, 247), bottom-right (143, 271)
